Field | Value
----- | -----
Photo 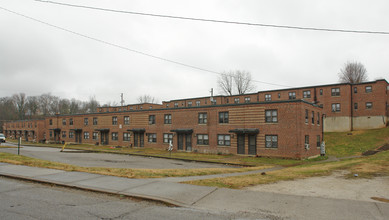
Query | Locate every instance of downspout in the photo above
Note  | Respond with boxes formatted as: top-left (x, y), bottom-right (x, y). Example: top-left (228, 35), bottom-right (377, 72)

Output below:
top-left (350, 84), bottom-right (353, 131)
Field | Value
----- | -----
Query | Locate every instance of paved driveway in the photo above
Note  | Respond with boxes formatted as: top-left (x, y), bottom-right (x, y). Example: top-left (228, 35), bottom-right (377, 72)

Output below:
top-left (0, 143), bottom-right (237, 169)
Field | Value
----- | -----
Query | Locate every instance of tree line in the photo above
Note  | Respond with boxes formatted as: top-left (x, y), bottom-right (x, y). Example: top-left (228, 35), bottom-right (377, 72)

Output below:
top-left (0, 93), bottom-right (100, 131)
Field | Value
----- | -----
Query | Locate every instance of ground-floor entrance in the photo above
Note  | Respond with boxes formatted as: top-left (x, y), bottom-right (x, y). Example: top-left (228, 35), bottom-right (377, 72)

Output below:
top-left (230, 129), bottom-right (259, 155)
top-left (75, 130), bottom-right (82, 144)
top-left (134, 133), bottom-right (144, 147)
top-left (171, 129), bottom-right (193, 151)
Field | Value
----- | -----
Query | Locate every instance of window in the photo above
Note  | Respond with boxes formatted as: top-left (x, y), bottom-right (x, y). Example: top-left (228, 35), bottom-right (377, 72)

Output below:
top-left (112, 116), bottom-right (118, 125)
top-left (69, 118), bottom-right (73, 125)
top-left (265, 110), bottom-right (278, 123)
top-left (278, 93), bottom-right (281, 99)
top-left (331, 88), bottom-right (340, 96)
top-left (265, 94), bottom-right (271, 101)
top-left (174, 102), bottom-right (178, 108)
top-left (69, 131), bottom-right (74, 138)
top-left (163, 133), bottom-right (173, 143)
top-left (354, 103), bottom-right (358, 110)
top-left (148, 133), bottom-right (157, 143)
top-left (234, 98), bottom-right (240, 104)
top-left (219, 112), bottom-right (229, 123)
top-left (366, 102), bottom-right (373, 109)
top-left (62, 119), bottom-right (66, 126)
top-left (84, 118), bottom-right (89, 126)
top-left (320, 89), bottom-right (323, 95)
top-left (124, 116), bottom-right (130, 125)
top-left (196, 101), bottom-right (200, 106)
top-left (245, 97), bottom-right (251, 103)
top-left (312, 111), bottom-right (314, 124)
top-left (84, 132), bottom-right (89, 139)
top-left (93, 117), bottom-right (98, 125)
top-left (49, 131), bottom-right (52, 137)
top-left (111, 132), bottom-right (118, 141)
top-left (288, 92), bottom-right (296, 100)
top-left (317, 112), bottom-right (320, 125)
top-left (365, 86), bottom-right (372, 93)
top-left (303, 90), bottom-right (311, 98)
top-left (49, 119), bottom-right (53, 125)
top-left (188, 101), bottom-right (192, 107)
top-left (305, 135), bottom-right (309, 145)
top-left (265, 135), bottom-right (278, 148)
top-left (197, 134), bottom-right (209, 145)
top-left (217, 134), bottom-right (230, 146)
top-left (317, 135), bottom-right (321, 147)
top-left (123, 132), bottom-right (130, 141)
top-left (331, 103), bottom-right (341, 112)
top-left (354, 87), bottom-right (357, 93)
top-left (62, 131), bottom-right (66, 138)
top-left (164, 114), bottom-right (172, 124)
top-left (149, 115), bottom-right (155, 124)
top-left (305, 109), bottom-right (309, 123)
top-left (198, 113), bottom-right (207, 124)
top-left (93, 132), bottom-right (98, 140)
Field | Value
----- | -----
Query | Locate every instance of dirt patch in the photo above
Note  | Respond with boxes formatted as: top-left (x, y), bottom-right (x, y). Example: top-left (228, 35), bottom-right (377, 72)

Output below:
top-left (244, 171), bottom-right (389, 203)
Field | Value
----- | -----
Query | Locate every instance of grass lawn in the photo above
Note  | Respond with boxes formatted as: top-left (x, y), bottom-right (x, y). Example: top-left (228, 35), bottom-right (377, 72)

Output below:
top-left (6, 139), bottom-right (324, 167)
top-left (325, 127), bottom-right (389, 157)
top-left (0, 152), bottom-right (271, 179)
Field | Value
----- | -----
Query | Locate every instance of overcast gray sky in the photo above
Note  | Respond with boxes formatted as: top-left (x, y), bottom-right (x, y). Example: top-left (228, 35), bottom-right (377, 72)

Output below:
top-left (1, 0), bottom-right (388, 105)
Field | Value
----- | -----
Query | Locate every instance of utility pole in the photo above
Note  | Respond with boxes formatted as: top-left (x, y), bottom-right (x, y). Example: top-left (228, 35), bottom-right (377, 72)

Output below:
top-left (120, 93), bottom-right (124, 109)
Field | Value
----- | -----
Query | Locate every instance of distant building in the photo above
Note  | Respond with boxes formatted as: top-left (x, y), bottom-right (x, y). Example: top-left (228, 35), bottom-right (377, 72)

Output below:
top-left (4, 79), bottom-right (388, 158)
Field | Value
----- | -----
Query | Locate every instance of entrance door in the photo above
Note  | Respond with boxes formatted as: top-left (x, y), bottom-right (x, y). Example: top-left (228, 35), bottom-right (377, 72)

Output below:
top-left (237, 134), bottom-right (245, 154)
top-left (248, 135), bottom-right (257, 155)
top-left (24, 131), bottom-right (29, 141)
top-left (100, 132), bottom-right (109, 145)
top-left (177, 134), bottom-right (184, 150)
top-left (185, 134), bottom-right (192, 151)
top-left (75, 131), bottom-right (82, 143)
top-left (134, 133), bottom-right (144, 147)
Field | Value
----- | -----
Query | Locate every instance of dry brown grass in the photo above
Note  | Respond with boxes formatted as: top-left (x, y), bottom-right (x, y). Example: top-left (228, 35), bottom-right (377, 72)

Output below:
top-left (0, 152), bottom-right (270, 179)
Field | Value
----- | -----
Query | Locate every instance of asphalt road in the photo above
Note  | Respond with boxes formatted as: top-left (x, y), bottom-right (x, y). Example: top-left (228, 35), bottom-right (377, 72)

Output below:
top-left (0, 176), bottom-right (271, 220)
top-left (0, 143), bottom-right (237, 169)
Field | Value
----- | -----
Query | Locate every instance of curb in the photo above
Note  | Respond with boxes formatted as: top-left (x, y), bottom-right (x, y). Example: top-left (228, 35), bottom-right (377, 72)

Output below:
top-left (0, 172), bottom-right (184, 208)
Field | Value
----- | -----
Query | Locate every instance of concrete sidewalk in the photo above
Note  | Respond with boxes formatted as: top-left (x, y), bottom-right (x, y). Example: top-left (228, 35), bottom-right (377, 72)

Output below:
top-left (0, 162), bottom-right (388, 220)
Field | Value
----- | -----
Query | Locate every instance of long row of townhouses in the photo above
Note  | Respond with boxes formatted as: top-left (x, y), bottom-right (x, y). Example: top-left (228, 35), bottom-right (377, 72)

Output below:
top-left (3, 79), bottom-right (388, 159)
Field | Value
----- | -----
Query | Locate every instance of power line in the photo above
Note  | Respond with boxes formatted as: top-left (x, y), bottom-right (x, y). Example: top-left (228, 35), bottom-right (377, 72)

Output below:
top-left (34, 0), bottom-right (389, 35)
top-left (0, 6), bottom-right (291, 88)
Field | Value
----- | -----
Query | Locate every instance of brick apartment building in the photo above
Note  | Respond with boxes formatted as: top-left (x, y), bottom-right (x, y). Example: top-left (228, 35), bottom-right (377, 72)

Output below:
top-left (3, 119), bottom-right (45, 142)
top-left (3, 79), bottom-right (388, 158)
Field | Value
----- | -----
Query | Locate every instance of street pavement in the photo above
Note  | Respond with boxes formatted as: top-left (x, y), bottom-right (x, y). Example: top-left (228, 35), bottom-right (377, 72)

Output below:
top-left (0, 162), bottom-right (388, 220)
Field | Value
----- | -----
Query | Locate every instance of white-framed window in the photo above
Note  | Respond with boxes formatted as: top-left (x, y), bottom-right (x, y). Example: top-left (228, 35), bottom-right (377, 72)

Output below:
top-left (265, 135), bottom-right (278, 148)
top-left (303, 90), bottom-right (311, 98)
top-left (69, 131), bottom-right (74, 138)
top-left (112, 116), bottom-right (118, 125)
top-left (332, 103), bottom-right (341, 112)
top-left (62, 131), bottom-right (66, 138)
top-left (148, 133), bottom-right (157, 143)
top-left (196, 101), bottom-right (201, 106)
top-left (163, 133), bottom-right (173, 143)
top-left (217, 134), bottom-right (230, 146)
top-left (84, 132), bottom-right (89, 139)
top-left (265, 110), bottom-right (278, 123)
top-left (366, 102), bottom-right (373, 109)
top-left (234, 98), bottom-right (240, 104)
top-left (331, 88), bottom-right (340, 96)
top-left (265, 94), bottom-right (271, 101)
top-left (93, 132), bottom-right (98, 140)
top-left (365, 86), bottom-right (372, 93)
top-left (188, 101), bottom-right (192, 107)
top-left (123, 132), bottom-right (130, 141)
top-left (197, 134), bottom-right (209, 145)
top-left (149, 115), bottom-right (155, 124)
top-left (111, 132), bottom-right (118, 141)
top-left (93, 117), bottom-right (98, 125)
top-left (219, 112), bottom-right (229, 123)
top-left (124, 116), bottom-right (130, 125)
top-left (164, 114), bottom-right (172, 124)
top-left (245, 97), bottom-right (251, 103)
top-left (84, 118), bottom-right (88, 126)
top-left (289, 92), bottom-right (296, 99)
top-left (198, 113), bottom-right (207, 124)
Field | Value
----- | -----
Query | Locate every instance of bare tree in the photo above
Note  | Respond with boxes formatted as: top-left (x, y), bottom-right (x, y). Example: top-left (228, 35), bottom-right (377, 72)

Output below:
top-left (26, 96), bottom-right (40, 118)
top-left (137, 95), bottom-right (158, 104)
top-left (218, 72), bottom-right (234, 96)
top-left (234, 70), bottom-right (255, 95)
top-left (12, 93), bottom-right (27, 120)
top-left (338, 61), bottom-right (368, 83)
top-left (218, 70), bottom-right (255, 95)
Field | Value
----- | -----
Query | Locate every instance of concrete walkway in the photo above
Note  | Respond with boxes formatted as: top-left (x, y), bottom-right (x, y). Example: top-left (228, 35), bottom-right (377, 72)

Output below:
top-left (0, 163), bottom-right (388, 220)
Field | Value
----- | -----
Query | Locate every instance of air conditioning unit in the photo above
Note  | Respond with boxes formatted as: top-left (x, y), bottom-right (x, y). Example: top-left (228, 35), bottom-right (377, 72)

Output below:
top-left (305, 144), bottom-right (310, 150)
